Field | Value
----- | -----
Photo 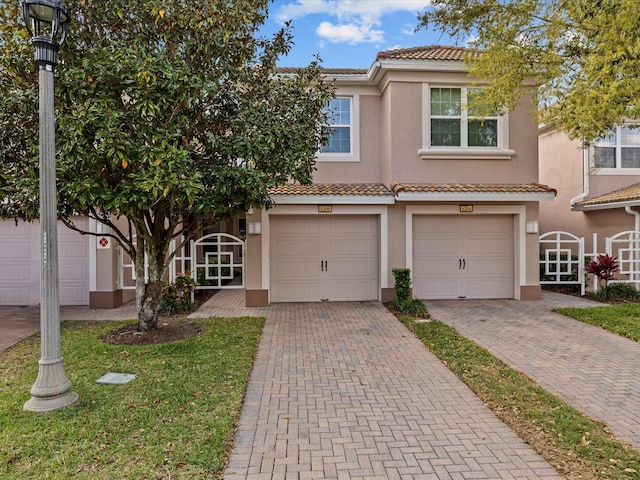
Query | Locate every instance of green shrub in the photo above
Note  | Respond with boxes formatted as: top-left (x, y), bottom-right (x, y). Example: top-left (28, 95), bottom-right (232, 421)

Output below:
top-left (595, 282), bottom-right (640, 302)
top-left (160, 274), bottom-right (197, 314)
top-left (392, 268), bottom-right (412, 302)
top-left (390, 268), bottom-right (428, 318)
top-left (392, 297), bottom-right (428, 317)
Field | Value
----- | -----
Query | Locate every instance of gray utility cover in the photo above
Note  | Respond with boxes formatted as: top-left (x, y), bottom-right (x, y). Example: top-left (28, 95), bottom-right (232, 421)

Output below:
top-left (96, 372), bottom-right (136, 384)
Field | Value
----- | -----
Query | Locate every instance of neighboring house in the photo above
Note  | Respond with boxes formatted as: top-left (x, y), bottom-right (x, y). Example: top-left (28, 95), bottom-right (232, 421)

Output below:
top-left (0, 46), bottom-right (555, 308)
top-left (243, 45), bottom-right (555, 306)
top-left (539, 122), bottom-right (640, 256)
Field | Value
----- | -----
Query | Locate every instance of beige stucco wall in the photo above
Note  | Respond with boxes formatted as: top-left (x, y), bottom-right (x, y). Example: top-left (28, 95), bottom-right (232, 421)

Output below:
top-left (313, 94), bottom-right (383, 184)
top-left (539, 127), bottom-right (639, 254)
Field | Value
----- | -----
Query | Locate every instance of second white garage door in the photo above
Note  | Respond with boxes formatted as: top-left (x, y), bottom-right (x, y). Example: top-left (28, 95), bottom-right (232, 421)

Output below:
top-left (270, 215), bottom-right (378, 302)
top-left (413, 215), bottom-right (514, 300)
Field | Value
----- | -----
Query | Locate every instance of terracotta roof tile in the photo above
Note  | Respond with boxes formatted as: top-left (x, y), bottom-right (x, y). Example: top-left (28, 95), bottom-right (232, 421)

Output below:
top-left (576, 183), bottom-right (640, 207)
top-left (270, 183), bottom-right (393, 197)
top-left (277, 67), bottom-right (369, 75)
top-left (391, 182), bottom-right (557, 195)
top-left (376, 45), bottom-right (480, 62)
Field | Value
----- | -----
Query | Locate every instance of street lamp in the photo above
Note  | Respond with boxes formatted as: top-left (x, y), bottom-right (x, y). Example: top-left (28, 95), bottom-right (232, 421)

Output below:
top-left (22, 0), bottom-right (78, 412)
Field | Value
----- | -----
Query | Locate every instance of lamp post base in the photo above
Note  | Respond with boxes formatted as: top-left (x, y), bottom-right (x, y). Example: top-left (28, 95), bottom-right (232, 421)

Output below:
top-left (23, 357), bottom-right (79, 412)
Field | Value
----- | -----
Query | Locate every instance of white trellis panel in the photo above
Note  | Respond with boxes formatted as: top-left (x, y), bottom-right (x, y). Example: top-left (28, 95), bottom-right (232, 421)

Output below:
top-left (539, 231), bottom-right (585, 295)
top-left (606, 231), bottom-right (640, 288)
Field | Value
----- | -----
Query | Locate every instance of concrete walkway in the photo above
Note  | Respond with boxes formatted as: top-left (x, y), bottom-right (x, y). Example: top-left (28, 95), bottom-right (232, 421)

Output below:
top-left (427, 292), bottom-right (640, 451)
top-left (191, 294), bottom-right (561, 479)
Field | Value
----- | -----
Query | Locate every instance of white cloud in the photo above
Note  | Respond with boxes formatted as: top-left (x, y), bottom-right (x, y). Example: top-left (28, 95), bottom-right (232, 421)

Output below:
top-left (274, 0), bottom-right (432, 45)
top-left (316, 21), bottom-right (384, 44)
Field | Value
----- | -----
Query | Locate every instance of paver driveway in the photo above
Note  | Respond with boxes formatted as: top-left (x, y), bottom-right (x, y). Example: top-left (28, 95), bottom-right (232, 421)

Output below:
top-left (220, 301), bottom-right (560, 480)
top-left (427, 291), bottom-right (640, 451)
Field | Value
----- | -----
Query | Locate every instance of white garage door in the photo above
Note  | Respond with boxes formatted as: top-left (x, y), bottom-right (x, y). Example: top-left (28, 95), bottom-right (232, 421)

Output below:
top-left (413, 215), bottom-right (514, 300)
top-left (270, 215), bottom-right (378, 302)
top-left (0, 218), bottom-right (90, 305)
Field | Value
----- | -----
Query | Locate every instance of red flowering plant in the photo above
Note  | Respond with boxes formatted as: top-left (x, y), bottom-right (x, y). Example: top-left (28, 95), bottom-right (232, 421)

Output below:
top-left (585, 254), bottom-right (619, 287)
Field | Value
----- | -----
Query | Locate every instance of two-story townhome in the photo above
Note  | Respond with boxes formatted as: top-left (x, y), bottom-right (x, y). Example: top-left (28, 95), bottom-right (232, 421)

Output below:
top-left (243, 45), bottom-right (556, 306)
top-left (0, 45), bottom-right (555, 308)
top-left (539, 122), bottom-right (640, 256)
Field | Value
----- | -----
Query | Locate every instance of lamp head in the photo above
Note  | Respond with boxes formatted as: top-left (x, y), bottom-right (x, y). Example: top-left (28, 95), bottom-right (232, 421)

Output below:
top-left (21, 0), bottom-right (71, 66)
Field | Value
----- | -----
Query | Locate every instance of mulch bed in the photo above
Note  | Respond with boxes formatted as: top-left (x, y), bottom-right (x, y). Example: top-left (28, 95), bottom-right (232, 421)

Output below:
top-left (99, 320), bottom-right (202, 346)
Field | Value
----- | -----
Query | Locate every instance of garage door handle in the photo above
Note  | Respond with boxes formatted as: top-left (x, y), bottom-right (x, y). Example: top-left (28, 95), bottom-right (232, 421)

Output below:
top-left (462, 259), bottom-right (466, 270)
top-left (459, 258), bottom-right (462, 270)
top-left (321, 260), bottom-right (324, 272)
top-left (324, 260), bottom-right (328, 271)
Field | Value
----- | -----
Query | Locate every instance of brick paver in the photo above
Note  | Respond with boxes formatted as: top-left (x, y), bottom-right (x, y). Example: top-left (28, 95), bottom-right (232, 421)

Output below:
top-left (426, 291), bottom-right (640, 451)
top-left (218, 299), bottom-right (561, 480)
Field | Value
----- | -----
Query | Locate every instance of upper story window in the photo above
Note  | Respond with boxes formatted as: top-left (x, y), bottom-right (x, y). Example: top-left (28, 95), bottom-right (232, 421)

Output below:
top-left (593, 124), bottom-right (640, 169)
top-left (319, 95), bottom-right (360, 162)
top-left (322, 97), bottom-right (351, 154)
top-left (430, 87), bottom-right (497, 147)
top-left (420, 85), bottom-right (513, 160)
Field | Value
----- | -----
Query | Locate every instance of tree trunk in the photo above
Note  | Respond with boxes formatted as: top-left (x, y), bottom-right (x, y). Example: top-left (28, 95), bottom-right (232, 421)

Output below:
top-left (134, 240), bottom-right (166, 332)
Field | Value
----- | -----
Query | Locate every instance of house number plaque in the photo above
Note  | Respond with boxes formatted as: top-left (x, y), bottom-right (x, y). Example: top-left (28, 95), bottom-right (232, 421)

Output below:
top-left (318, 205), bottom-right (332, 213)
top-left (459, 205), bottom-right (473, 213)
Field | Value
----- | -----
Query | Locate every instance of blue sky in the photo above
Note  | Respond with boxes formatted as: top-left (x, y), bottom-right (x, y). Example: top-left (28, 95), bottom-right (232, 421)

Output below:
top-left (260, 0), bottom-right (462, 69)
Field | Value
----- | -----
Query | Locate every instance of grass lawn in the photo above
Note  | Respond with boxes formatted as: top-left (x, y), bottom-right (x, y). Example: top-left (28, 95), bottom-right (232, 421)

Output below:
top-left (400, 316), bottom-right (640, 480)
top-left (555, 302), bottom-right (640, 342)
top-left (0, 317), bottom-right (264, 480)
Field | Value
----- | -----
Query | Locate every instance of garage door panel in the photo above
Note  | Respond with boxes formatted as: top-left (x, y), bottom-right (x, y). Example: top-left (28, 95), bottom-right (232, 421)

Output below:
top-left (0, 265), bottom-right (30, 281)
top-left (328, 281), bottom-right (377, 301)
top-left (271, 281), bottom-right (322, 303)
top-left (414, 279), bottom-right (459, 299)
top-left (465, 237), bottom-right (511, 255)
top-left (329, 238), bottom-right (376, 256)
top-left (466, 278), bottom-right (513, 298)
top-left (271, 259), bottom-right (319, 279)
top-left (414, 236), bottom-right (458, 255)
top-left (414, 258), bottom-right (459, 276)
top-left (329, 259), bottom-right (376, 277)
top-left (466, 257), bottom-right (511, 275)
top-left (0, 242), bottom-right (31, 259)
top-left (0, 287), bottom-right (30, 304)
top-left (272, 239), bottom-right (321, 257)
top-left (275, 217), bottom-right (320, 234)
top-left (329, 217), bottom-right (375, 234)
top-left (59, 286), bottom-right (89, 305)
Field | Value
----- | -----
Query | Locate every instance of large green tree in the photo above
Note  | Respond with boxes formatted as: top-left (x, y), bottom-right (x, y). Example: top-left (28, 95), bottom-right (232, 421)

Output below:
top-left (418, 0), bottom-right (640, 141)
top-left (0, 0), bottom-right (334, 331)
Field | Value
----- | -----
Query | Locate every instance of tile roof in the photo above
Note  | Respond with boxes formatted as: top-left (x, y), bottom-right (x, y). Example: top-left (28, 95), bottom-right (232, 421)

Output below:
top-left (391, 182), bottom-right (557, 196)
top-left (270, 183), bottom-right (393, 197)
top-left (277, 67), bottom-right (369, 75)
top-left (575, 182), bottom-right (640, 208)
top-left (376, 45), bottom-right (480, 62)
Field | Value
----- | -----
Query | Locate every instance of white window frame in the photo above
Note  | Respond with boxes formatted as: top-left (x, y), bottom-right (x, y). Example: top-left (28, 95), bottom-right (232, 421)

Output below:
top-left (592, 124), bottom-right (640, 175)
top-left (318, 95), bottom-right (360, 163)
top-left (419, 84), bottom-right (514, 160)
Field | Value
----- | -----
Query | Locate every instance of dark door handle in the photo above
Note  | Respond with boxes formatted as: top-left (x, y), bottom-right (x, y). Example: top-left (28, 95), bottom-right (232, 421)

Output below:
top-left (463, 259), bottom-right (466, 270)
top-left (325, 260), bottom-right (328, 271)
top-left (459, 258), bottom-right (462, 270)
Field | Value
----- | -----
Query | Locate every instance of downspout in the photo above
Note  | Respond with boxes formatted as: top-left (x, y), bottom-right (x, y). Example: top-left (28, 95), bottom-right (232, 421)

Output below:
top-left (570, 141), bottom-right (590, 207)
top-left (625, 206), bottom-right (640, 231)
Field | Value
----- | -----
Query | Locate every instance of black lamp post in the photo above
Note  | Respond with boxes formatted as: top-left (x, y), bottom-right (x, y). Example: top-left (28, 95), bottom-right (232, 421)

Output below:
top-left (22, 0), bottom-right (78, 412)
